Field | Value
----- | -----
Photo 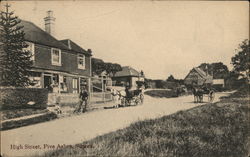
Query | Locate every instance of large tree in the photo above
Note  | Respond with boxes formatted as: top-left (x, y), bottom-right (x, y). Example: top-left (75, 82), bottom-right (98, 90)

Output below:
top-left (231, 39), bottom-right (250, 79)
top-left (198, 62), bottom-right (229, 79)
top-left (91, 58), bottom-right (122, 76)
top-left (0, 4), bottom-right (32, 87)
top-left (91, 58), bottom-right (106, 75)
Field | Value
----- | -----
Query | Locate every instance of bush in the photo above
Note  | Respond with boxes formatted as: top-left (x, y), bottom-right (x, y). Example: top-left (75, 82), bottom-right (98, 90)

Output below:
top-left (0, 87), bottom-right (48, 110)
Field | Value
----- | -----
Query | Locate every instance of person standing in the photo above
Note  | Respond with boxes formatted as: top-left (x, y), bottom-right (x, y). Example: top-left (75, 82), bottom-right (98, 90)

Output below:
top-left (78, 86), bottom-right (89, 113)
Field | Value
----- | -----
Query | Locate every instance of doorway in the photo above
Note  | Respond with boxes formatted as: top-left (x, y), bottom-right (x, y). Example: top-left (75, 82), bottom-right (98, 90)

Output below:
top-left (44, 75), bottom-right (52, 92)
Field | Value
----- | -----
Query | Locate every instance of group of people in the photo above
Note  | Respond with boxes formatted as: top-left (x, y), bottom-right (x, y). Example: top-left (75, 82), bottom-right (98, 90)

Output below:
top-left (75, 84), bottom-right (145, 113)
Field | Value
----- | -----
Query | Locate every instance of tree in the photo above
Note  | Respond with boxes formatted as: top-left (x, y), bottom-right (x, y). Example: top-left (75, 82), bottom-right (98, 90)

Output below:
top-left (231, 39), bottom-right (250, 79)
top-left (166, 75), bottom-right (175, 82)
top-left (198, 62), bottom-right (229, 79)
top-left (91, 58), bottom-right (122, 76)
top-left (91, 58), bottom-right (106, 75)
top-left (0, 4), bottom-right (32, 87)
top-left (104, 62), bottom-right (122, 76)
top-left (110, 63), bottom-right (122, 76)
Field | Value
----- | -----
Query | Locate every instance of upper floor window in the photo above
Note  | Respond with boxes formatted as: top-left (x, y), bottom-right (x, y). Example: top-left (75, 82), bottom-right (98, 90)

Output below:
top-left (23, 42), bottom-right (35, 61)
top-left (78, 54), bottom-right (85, 69)
top-left (51, 48), bottom-right (61, 66)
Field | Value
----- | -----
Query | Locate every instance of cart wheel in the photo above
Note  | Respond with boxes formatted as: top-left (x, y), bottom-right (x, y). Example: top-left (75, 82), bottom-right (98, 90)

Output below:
top-left (121, 97), bottom-right (126, 106)
top-left (209, 92), bottom-right (215, 102)
top-left (125, 99), bottom-right (130, 106)
top-left (135, 98), bottom-right (139, 105)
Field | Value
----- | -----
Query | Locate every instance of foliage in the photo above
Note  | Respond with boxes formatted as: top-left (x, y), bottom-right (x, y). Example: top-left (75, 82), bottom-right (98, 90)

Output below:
top-left (0, 4), bottom-right (33, 87)
top-left (166, 74), bottom-right (175, 82)
top-left (91, 58), bottom-right (122, 76)
top-left (45, 87), bottom-right (249, 157)
top-left (231, 39), bottom-right (250, 78)
top-left (0, 87), bottom-right (48, 110)
top-left (91, 58), bottom-right (105, 75)
top-left (1, 108), bottom-right (49, 120)
top-left (198, 62), bottom-right (229, 79)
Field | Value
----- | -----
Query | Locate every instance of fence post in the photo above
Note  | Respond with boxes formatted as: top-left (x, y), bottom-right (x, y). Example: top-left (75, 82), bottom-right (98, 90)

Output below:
top-left (88, 78), bottom-right (91, 104)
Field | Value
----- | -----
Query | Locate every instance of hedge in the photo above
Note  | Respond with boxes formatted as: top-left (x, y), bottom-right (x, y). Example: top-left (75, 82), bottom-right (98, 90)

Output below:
top-left (0, 87), bottom-right (48, 110)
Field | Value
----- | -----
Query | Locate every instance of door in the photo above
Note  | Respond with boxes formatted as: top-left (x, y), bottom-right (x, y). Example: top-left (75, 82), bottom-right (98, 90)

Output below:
top-left (44, 75), bottom-right (52, 92)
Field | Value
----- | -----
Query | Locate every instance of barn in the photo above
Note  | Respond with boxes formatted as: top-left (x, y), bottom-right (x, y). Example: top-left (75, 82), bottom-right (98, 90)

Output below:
top-left (184, 67), bottom-right (213, 86)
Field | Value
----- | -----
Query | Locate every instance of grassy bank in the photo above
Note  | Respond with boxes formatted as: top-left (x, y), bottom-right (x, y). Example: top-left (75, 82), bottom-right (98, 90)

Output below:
top-left (0, 109), bottom-right (49, 120)
top-left (45, 86), bottom-right (249, 157)
top-left (1, 111), bottom-right (57, 131)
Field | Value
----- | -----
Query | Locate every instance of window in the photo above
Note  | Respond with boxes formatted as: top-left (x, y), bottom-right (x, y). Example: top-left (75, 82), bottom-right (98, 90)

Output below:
top-left (78, 54), bottom-right (85, 69)
top-left (23, 42), bottom-right (35, 61)
top-left (51, 48), bottom-right (61, 66)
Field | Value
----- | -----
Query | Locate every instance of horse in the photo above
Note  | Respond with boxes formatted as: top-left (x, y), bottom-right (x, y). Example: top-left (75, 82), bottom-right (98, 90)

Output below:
top-left (191, 86), bottom-right (204, 103)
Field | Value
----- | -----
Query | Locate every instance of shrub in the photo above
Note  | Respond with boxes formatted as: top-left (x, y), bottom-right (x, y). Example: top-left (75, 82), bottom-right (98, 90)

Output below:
top-left (0, 87), bottom-right (48, 110)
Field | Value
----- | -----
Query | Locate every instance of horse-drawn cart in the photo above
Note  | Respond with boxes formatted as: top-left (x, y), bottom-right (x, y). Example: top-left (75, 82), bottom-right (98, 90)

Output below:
top-left (192, 86), bottom-right (215, 103)
top-left (121, 89), bottom-right (144, 106)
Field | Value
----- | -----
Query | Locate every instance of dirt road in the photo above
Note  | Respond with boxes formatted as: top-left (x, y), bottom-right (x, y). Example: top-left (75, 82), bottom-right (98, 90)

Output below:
top-left (1, 92), bottom-right (229, 157)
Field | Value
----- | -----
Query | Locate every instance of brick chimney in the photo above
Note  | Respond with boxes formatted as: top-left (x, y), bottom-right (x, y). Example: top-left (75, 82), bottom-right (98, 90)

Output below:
top-left (44, 10), bottom-right (56, 36)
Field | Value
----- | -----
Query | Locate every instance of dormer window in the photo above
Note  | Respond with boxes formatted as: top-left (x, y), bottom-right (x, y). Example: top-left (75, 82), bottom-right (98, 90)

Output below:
top-left (51, 48), bottom-right (61, 66)
top-left (23, 42), bottom-right (35, 61)
top-left (78, 54), bottom-right (85, 69)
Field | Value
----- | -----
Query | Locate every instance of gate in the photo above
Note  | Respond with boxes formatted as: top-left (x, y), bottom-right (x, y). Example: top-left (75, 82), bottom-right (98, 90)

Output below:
top-left (89, 76), bottom-right (113, 105)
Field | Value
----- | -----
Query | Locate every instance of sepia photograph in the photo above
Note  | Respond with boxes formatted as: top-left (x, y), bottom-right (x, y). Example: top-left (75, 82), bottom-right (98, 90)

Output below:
top-left (0, 0), bottom-right (249, 157)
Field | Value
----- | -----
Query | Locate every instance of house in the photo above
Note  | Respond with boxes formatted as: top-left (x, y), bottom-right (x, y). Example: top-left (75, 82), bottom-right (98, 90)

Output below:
top-left (112, 66), bottom-right (144, 88)
top-left (213, 79), bottom-right (225, 88)
top-left (184, 67), bottom-right (213, 86)
top-left (21, 11), bottom-right (92, 93)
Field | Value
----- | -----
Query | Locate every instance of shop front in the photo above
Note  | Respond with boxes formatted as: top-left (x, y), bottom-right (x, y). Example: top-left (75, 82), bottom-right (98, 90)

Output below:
top-left (28, 70), bottom-right (90, 94)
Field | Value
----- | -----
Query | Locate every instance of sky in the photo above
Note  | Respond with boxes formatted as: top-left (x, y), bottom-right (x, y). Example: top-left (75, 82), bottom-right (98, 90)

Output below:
top-left (4, 1), bottom-right (249, 79)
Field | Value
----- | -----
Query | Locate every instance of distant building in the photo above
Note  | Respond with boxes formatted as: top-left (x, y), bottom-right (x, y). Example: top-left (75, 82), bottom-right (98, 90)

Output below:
top-left (184, 67), bottom-right (213, 86)
top-left (213, 79), bottom-right (225, 88)
top-left (112, 66), bottom-right (144, 88)
top-left (21, 11), bottom-right (92, 93)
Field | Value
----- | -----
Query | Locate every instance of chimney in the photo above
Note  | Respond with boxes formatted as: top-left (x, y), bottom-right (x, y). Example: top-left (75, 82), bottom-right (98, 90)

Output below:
top-left (44, 10), bottom-right (56, 36)
top-left (87, 49), bottom-right (92, 54)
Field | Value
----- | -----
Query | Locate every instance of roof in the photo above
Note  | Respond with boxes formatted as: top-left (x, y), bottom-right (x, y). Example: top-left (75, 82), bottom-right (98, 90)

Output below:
top-left (194, 67), bottom-right (207, 78)
top-left (20, 20), bottom-right (69, 50)
top-left (184, 67), bottom-right (213, 84)
top-left (60, 39), bottom-right (91, 55)
top-left (113, 66), bottom-right (140, 77)
top-left (20, 20), bottom-right (92, 55)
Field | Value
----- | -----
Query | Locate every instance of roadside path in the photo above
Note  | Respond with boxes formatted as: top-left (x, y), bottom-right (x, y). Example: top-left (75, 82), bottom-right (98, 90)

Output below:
top-left (1, 92), bottom-right (229, 157)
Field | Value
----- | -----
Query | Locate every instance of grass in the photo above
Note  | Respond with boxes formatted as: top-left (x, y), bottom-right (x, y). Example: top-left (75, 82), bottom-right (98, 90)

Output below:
top-left (1, 111), bottom-right (57, 131)
top-left (44, 85), bottom-right (249, 157)
top-left (0, 108), bottom-right (49, 120)
top-left (144, 89), bottom-right (178, 98)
